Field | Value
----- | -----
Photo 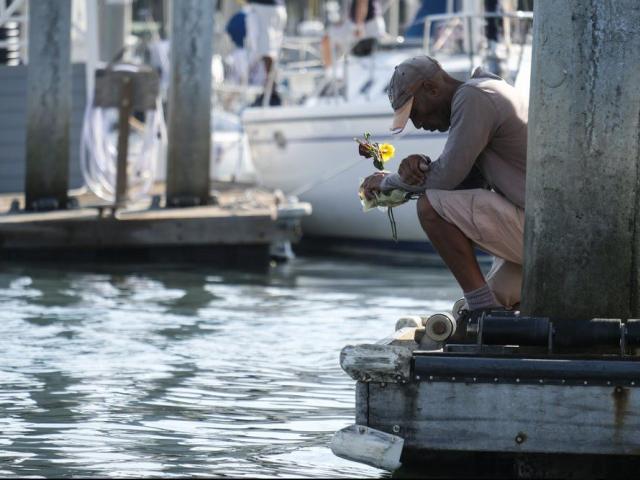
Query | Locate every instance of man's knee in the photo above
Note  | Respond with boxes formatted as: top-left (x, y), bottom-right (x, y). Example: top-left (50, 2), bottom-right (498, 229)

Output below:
top-left (417, 194), bottom-right (442, 226)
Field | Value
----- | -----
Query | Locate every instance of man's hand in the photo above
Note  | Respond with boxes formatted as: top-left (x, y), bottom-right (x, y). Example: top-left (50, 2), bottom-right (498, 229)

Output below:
top-left (398, 154), bottom-right (431, 186)
top-left (361, 172), bottom-right (387, 200)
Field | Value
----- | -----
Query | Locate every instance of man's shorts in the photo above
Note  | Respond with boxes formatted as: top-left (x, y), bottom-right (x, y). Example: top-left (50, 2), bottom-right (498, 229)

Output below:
top-left (246, 4), bottom-right (287, 60)
top-left (426, 188), bottom-right (525, 307)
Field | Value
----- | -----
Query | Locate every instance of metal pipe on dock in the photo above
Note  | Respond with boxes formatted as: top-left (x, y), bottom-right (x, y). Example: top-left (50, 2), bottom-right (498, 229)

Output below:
top-left (522, 0), bottom-right (640, 319)
top-left (166, 0), bottom-right (214, 207)
top-left (25, 0), bottom-right (72, 211)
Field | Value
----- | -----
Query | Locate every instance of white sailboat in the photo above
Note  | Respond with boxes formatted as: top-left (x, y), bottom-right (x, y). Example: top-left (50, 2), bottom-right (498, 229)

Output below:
top-left (243, 7), bottom-right (532, 253)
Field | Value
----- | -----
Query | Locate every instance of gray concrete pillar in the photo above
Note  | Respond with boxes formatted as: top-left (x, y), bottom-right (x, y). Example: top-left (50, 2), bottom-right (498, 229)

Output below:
top-left (521, 1), bottom-right (640, 319)
top-left (25, 0), bottom-right (72, 210)
top-left (166, 0), bottom-right (214, 207)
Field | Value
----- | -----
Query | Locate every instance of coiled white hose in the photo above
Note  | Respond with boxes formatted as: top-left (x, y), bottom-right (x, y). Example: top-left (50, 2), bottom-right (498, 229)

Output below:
top-left (80, 66), bottom-right (166, 204)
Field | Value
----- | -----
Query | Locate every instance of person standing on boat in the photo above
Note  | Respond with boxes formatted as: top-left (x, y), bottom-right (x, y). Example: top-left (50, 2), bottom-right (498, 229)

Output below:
top-left (351, 0), bottom-right (386, 41)
top-left (245, 0), bottom-right (287, 106)
top-left (225, 5), bottom-right (251, 86)
top-left (361, 55), bottom-right (527, 312)
top-left (322, 0), bottom-right (386, 65)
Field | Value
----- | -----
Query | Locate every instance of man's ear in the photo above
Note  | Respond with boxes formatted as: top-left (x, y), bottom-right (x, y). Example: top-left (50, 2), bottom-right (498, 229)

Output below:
top-left (422, 79), bottom-right (439, 97)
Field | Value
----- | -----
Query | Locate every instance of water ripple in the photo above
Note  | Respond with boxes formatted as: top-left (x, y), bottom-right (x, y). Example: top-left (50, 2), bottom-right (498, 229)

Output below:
top-left (0, 257), bottom-right (459, 477)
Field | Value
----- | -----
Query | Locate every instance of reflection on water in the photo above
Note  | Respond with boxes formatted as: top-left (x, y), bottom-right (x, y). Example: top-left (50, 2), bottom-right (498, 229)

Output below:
top-left (0, 256), bottom-right (460, 478)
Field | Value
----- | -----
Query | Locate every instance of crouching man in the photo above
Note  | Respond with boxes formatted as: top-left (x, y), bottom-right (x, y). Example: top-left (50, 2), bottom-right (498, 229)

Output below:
top-left (362, 55), bottom-right (528, 313)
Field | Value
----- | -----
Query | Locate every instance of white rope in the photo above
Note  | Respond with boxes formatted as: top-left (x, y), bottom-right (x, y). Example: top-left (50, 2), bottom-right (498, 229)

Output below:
top-left (80, 82), bottom-right (165, 204)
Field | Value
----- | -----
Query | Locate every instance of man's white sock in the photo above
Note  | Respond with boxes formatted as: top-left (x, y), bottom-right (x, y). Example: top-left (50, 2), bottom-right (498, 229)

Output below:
top-left (464, 283), bottom-right (500, 311)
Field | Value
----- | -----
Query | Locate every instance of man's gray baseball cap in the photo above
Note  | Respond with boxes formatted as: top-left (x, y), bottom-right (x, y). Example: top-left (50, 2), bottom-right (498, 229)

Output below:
top-left (388, 55), bottom-right (442, 133)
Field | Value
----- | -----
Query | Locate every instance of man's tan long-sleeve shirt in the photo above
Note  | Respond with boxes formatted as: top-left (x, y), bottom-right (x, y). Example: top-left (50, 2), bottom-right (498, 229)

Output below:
top-left (380, 68), bottom-right (528, 209)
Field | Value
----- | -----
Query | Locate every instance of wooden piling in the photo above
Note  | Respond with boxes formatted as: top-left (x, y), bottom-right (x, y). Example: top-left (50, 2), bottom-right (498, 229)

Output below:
top-left (522, 1), bottom-right (640, 319)
top-left (24, 0), bottom-right (71, 211)
top-left (115, 77), bottom-right (133, 208)
top-left (166, 0), bottom-right (214, 207)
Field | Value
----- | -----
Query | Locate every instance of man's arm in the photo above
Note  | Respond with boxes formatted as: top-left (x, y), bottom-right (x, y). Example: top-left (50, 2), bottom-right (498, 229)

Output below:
top-left (381, 86), bottom-right (498, 192)
top-left (379, 154), bottom-right (431, 193)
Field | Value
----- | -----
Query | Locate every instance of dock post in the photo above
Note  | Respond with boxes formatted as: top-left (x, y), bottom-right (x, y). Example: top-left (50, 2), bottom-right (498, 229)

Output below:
top-left (522, 1), bottom-right (640, 319)
top-left (24, 0), bottom-right (72, 211)
top-left (115, 76), bottom-right (133, 209)
top-left (166, 0), bottom-right (214, 207)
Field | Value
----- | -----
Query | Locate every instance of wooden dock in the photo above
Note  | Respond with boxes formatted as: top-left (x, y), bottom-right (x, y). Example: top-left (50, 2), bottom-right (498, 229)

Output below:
top-left (0, 1), bottom-right (315, 270)
top-left (333, 314), bottom-right (640, 478)
top-left (0, 181), bottom-right (310, 268)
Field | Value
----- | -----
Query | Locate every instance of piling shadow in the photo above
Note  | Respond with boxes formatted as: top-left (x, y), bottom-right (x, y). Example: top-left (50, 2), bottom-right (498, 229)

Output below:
top-left (0, 244), bottom-right (272, 273)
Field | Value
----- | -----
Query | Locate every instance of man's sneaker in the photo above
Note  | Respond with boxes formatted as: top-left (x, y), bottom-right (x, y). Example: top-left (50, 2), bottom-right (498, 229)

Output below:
top-left (451, 298), bottom-right (468, 321)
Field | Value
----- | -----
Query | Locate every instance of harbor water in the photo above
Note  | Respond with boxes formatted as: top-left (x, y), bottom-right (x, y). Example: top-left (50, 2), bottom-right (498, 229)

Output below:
top-left (0, 255), bottom-right (460, 478)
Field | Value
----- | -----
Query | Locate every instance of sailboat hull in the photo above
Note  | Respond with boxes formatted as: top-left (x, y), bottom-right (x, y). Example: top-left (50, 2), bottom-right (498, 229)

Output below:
top-left (244, 103), bottom-right (447, 245)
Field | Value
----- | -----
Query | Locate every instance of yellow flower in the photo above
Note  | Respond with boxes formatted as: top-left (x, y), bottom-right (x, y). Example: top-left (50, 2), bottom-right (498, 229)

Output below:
top-left (379, 143), bottom-right (395, 162)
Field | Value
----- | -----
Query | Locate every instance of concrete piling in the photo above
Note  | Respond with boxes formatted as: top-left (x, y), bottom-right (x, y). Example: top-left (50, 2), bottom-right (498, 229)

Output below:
top-left (522, 0), bottom-right (640, 319)
top-left (166, 0), bottom-right (214, 207)
top-left (24, 0), bottom-right (71, 211)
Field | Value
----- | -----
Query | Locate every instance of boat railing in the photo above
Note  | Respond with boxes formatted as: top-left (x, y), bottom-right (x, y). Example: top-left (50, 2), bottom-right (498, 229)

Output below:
top-left (421, 10), bottom-right (534, 67)
top-left (242, 8), bottom-right (534, 109)
top-left (260, 34), bottom-right (329, 107)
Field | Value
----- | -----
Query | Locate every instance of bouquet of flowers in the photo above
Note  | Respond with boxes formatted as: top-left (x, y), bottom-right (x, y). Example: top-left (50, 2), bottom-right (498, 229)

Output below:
top-left (358, 182), bottom-right (412, 211)
top-left (355, 132), bottom-right (396, 171)
top-left (355, 132), bottom-right (411, 211)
